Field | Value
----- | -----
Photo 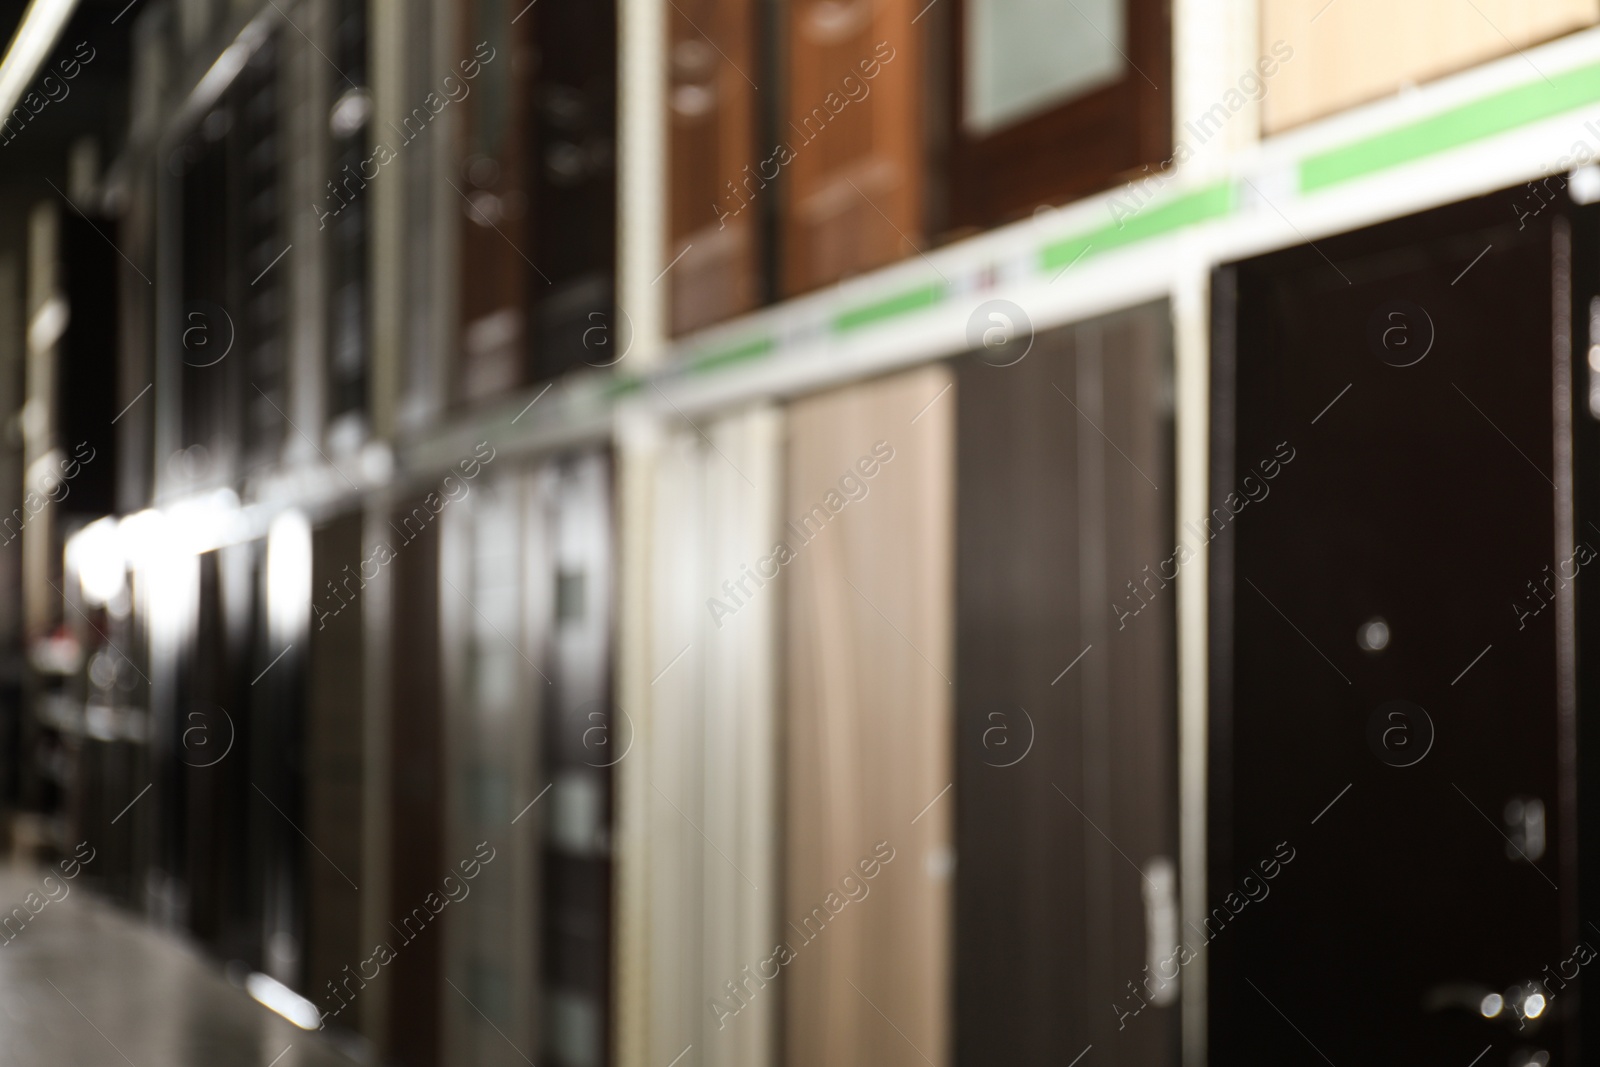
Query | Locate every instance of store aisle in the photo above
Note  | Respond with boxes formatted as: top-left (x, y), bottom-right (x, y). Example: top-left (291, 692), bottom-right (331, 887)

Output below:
top-left (0, 865), bottom-right (354, 1067)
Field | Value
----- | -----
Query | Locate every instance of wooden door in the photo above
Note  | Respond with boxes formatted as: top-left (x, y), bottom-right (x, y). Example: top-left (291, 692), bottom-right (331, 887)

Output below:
top-left (454, 1), bottom-right (537, 402)
top-left (533, 452), bottom-right (616, 1067)
top-left (306, 512), bottom-right (366, 1030)
top-left (667, 0), bottom-right (762, 333)
top-left (643, 407), bottom-right (780, 1067)
top-left (1260, 0), bottom-right (1598, 132)
top-left (781, 0), bottom-right (921, 295)
top-left (954, 306), bottom-right (1178, 1065)
top-left (947, 0), bottom-right (1170, 227)
top-left (387, 494), bottom-right (446, 1066)
top-left (439, 467), bottom-right (541, 1064)
top-left (783, 366), bottom-right (954, 1067)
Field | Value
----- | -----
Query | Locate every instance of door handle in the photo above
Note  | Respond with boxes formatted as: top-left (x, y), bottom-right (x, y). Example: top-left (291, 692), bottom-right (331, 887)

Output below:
top-left (1142, 856), bottom-right (1178, 1006)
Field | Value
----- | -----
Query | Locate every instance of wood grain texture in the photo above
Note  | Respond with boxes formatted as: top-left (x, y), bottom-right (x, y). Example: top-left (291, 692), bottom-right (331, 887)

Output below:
top-left (644, 407), bottom-right (780, 1067)
top-left (954, 308), bottom-right (1177, 1065)
top-left (782, 366), bottom-right (953, 1067)
top-left (667, 0), bottom-right (761, 333)
top-left (781, 4), bottom-right (922, 295)
top-left (1261, 0), bottom-right (1599, 132)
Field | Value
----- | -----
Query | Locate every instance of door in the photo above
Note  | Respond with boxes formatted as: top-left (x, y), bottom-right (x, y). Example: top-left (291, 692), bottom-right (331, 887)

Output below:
top-left (781, 0), bottom-right (922, 295)
top-left (667, 0), bottom-right (762, 333)
top-left (1211, 191), bottom-right (1578, 1064)
top-left (783, 366), bottom-right (954, 1067)
top-left (439, 465), bottom-right (541, 1066)
top-left (640, 407), bottom-right (781, 1067)
top-left (954, 305), bottom-right (1178, 1065)
top-left (306, 513), bottom-right (366, 1031)
top-left (533, 453), bottom-right (616, 1067)
top-left (387, 493), bottom-right (446, 1066)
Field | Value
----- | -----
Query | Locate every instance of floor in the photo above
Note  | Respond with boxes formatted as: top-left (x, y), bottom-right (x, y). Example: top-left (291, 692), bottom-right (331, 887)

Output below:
top-left (0, 865), bottom-right (356, 1067)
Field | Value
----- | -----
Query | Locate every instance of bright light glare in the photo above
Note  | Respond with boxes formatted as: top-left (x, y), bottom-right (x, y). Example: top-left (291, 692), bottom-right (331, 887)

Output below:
top-left (245, 971), bottom-right (322, 1030)
top-left (69, 517), bottom-right (124, 605)
top-left (1480, 992), bottom-right (1502, 1018)
top-left (1525, 992), bottom-right (1546, 1019)
top-left (0, 0), bottom-right (80, 154)
top-left (266, 510), bottom-right (312, 642)
top-left (116, 509), bottom-right (165, 573)
top-left (120, 509), bottom-right (196, 652)
top-left (167, 488), bottom-right (242, 556)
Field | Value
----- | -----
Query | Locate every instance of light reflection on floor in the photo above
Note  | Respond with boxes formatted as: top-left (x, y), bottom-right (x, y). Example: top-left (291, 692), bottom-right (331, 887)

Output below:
top-left (0, 865), bottom-right (356, 1066)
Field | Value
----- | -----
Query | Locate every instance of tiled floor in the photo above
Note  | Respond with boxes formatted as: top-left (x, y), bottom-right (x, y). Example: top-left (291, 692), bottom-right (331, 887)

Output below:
top-left (0, 865), bottom-right (355, 1066)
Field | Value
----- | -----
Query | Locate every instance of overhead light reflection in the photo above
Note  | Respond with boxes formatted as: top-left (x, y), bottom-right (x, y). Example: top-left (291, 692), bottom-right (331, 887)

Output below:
top-left (0, 0), bottom-right (81, 130)
top-left (266, 509), bottom-right (311, 643)
top-left (245, 971), bottom-right (322, 1031)
top-left (68, 516), bottom-right (124, 606)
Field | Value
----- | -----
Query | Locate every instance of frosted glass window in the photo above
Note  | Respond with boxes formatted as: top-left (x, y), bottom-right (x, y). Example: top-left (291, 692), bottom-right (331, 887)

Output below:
top-left (965, 0), bottom-right (1126, 134)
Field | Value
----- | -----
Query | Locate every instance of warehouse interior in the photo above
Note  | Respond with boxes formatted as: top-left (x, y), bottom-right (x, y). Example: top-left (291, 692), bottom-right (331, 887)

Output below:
top-left (0, 0), bottom-right (1595, 1065)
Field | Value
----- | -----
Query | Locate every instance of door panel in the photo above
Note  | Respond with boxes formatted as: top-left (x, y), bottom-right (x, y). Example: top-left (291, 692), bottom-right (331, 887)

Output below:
top-left (948, 0), bottom-right (1170, 227)
top-left (387, 495), bottom-right (445, 1066)
top-left (643, 407), bottom-right (781, 1067)
top-left (306, 513), bottom-right (365, 1031)
top-left (453, 0), bottom-right (617, 396)
top-left (781, 0), bottom-right (921, 295)
top-left (536, 453), bottom-right (616, 1067)
top-left (783, 366), bottom-right (953, 1067)
top-left (954, 306), bottom-right (1177, 1065)
top-left (667, 0), bottom-right (761, 333)
top-left (1260, 0), bottom-right (1598, 133)
top-left (1212, 193), bottom-right (1574, 1064)
top-left (440, 469), bottom-right (541, 1065)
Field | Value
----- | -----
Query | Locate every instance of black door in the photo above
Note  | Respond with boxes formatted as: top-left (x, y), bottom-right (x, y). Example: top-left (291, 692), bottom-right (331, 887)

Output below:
top-left (1211, 190), bottom-right (1581, 1065)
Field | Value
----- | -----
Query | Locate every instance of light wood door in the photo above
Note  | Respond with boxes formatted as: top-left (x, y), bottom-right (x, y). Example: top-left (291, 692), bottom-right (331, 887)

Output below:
top-left (1261, 0), bottom-right (1598, 132)
top-left (783, 366), bottom-right (954, 1067)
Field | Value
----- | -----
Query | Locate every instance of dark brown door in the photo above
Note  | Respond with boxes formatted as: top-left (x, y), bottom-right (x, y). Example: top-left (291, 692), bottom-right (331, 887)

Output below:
top-left (955, 305), bottom-right (1178, 1065)
top-left (454, 1), bottom-right (538, 402)
top-left (388, 497), bottom-right (445, 1066)
top-left (454, 0), bottom-right (616, 399)
top-left (945, 0), bottom-right (1170, 229)
top-left (306, 513), bottom-right (365, 1029)
top-left (1211, 192), bottom-right (1577, 1065)
top-left (667, 0), bottom-right (761, 334)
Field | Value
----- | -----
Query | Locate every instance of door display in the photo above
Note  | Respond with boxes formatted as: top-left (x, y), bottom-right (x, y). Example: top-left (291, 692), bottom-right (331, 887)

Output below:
top-left (1211, 192), bottom-right (1577, 1064)
top-left (639, 406), bottom-right (781, 1067)
top-left (955, 305), bottom-right (1178, 1066)
top-left (783, 366), bottom-right (954, 1066)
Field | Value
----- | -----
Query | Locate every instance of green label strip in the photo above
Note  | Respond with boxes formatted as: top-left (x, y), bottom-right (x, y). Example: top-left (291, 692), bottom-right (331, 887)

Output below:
top-left (833, 281), bottom-right (946, 334)
top-left (1302, 59), bottom-right (1600, 192)
top-left (688, 334), bottom-right (776, 374)
top-left (1039, 181), bottom-right (1236, 274)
